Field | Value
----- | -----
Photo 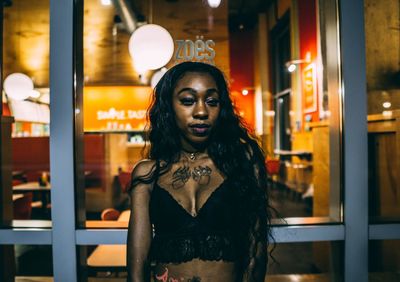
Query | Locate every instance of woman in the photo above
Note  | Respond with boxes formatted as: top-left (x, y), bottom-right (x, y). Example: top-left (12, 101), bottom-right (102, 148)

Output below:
top-left (127, 62), bottom-right (271, 281)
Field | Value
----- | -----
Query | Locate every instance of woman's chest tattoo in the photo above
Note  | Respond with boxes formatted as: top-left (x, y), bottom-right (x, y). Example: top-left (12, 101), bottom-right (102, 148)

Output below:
top-left (171, 165), bottom-right (212, 189)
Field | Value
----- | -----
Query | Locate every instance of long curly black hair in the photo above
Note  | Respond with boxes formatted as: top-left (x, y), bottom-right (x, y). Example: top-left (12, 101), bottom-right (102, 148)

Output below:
top-left (138, 61), bottom-right (272, 280)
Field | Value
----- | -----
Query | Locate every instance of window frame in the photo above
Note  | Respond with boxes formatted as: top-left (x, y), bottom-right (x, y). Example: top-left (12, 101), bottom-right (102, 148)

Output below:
top-left (0, 0), bottom-right (394, 281)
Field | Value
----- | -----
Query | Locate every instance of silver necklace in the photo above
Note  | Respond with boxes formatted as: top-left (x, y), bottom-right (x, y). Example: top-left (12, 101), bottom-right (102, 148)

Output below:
top-left (188, 152), bottom-right (196, 161)
top-left (182, 150), bottom-right (199, 161)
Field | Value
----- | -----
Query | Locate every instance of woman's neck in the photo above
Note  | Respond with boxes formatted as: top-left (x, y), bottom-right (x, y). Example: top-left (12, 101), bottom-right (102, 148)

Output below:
top-left (180, 139), bottom-right (208, 153)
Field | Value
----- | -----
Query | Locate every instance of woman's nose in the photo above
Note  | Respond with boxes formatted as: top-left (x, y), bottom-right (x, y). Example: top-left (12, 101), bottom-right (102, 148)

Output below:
top-left (193, 101), bottom-right (208, 119)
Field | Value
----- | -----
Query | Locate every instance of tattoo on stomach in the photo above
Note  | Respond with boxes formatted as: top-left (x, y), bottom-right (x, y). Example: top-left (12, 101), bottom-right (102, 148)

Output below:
top-left (155, 267), bottom-right (202, 282)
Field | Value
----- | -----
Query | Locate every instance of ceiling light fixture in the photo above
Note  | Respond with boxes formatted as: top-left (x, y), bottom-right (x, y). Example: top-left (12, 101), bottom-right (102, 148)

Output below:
top-left (101, 0), bottom-right (112, 6)
top-left (151, 68), bottom-right (168, 89)
top-left (382, 101), bottom-right (391, 109)
top-left (207, 0), bottom-right (222, 8)
top-left (285, 52), bottom-right (312, 72)
top-left (29, 89), bottom-right (41, 99)
top-left (3, 73), bottom-right (34, 101)
top-left (128, 24), bottom-right (174, 73)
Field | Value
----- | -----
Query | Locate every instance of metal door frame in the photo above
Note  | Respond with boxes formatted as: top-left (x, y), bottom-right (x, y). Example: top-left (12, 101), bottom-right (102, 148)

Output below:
top-left (1, 0), bottom-right (399, 281)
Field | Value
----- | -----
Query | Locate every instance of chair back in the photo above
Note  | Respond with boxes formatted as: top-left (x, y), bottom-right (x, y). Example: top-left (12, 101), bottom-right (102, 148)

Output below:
top-left (101, 208), bottom-right (121, 221)
top-left (118, 172), bottom-right (131, 193)
top-left (13, 192), bottom-right (33, 219)
top-left (266, 159), bottom-right (281, 175)
top-left (25, 170), bottom-right (42, 182)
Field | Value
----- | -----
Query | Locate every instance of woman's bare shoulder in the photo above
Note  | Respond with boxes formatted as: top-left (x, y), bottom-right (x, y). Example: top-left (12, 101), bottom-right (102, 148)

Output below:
top-left (128, 159), bottom-right (158, 195)
top-left (131, 159), bottom-right (157, 179)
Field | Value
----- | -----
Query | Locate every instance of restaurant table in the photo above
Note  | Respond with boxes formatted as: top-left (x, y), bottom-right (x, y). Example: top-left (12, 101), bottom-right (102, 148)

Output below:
top-left (12, 181), bottom-right (51, 192)
top-left (87, 210), bottom-right (130, 273)
top-left (85, 220), bottom-right (128, 228)
top-left (85, 210), bottom-right (130, 228)
top-left (87, 244), bottom-right (127, 275)
top-left (274, 149), bottom-right (312, 161)
top-left (12, 193), bottom-right (24, 201)
top-left (117, 210), bottom-right (130, 222)
top-left (13, 182), bottom-right (51, 210)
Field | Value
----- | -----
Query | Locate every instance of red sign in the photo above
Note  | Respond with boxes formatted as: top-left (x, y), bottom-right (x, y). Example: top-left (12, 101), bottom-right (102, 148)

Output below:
top-left (302, 63), bottom-right (317, 113)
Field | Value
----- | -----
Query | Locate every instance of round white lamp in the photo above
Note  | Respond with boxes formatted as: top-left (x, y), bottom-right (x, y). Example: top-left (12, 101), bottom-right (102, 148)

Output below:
top-left (207, 0), bottom-right (222, 8)
top-left (3, 73), bottom-right (34, 100)
top-left (150, 68), bottom-right (168, 89)
top-left (129, 24), bottom-right (174, 72)
top-left (29, 89), bottom-right (41, 98)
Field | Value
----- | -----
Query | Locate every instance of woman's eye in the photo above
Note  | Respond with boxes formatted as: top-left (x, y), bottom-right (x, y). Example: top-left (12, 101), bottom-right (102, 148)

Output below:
top-left (206, 99), bottom-right (220, 107)
top-left (180, 98), bottom-right (195, 105)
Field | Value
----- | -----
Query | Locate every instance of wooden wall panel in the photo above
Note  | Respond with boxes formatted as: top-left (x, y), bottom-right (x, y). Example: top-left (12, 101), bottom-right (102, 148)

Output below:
top-left (312, 125), bottom-right (329, 217)
top-left (364, 0), bottom-right (400, 91)
top-left (3, 0), bottom-right (50, 87)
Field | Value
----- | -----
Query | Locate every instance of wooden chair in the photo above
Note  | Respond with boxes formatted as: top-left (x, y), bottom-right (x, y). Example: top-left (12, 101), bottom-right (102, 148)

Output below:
top-left (25, 170), bottom-right (42, 182)
top-left (101, 208), bottom-right (121, 221)
top-left (13, 192), bottom-right (33, 219)
top-left (266, 159), bottom-right (281, 189)
top-left (117, 171), bottom-right (131, 193)
top-left (12, 179), bottom-right (23, 186)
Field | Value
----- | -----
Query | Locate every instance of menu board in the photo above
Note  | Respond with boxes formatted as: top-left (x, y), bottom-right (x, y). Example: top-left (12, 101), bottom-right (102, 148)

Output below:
top-left (83, 86), bottom-right (152, 132)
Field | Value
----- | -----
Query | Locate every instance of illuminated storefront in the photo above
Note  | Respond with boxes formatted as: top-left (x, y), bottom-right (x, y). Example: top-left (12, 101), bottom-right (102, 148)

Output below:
top-left (0, 0), bottom-right (399, 281)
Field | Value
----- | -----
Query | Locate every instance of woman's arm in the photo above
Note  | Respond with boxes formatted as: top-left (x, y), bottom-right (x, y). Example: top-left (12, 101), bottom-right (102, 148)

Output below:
top-left (127, 160), bottom-right (155, 282)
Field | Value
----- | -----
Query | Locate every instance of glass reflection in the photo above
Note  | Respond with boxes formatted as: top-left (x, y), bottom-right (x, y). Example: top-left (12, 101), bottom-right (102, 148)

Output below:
top-left (2, 0), bottom-right (51, 225)
top-left (80, 0), bottom-right (343, 227)
top-left (365, 0), bottom-right (400, 223)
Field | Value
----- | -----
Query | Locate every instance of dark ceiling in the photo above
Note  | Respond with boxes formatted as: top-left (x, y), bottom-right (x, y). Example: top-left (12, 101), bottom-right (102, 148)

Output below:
top-left (228, 0), bottom-right (272, 30)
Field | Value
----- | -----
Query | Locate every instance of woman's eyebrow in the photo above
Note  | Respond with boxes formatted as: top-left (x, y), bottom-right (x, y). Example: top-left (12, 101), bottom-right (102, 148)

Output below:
top-left (176, 87), bottom-right (219, 96)
top-left (176, 87), bottom-right (196, 96)
top-left (206, 88), bottom-right (219, 95)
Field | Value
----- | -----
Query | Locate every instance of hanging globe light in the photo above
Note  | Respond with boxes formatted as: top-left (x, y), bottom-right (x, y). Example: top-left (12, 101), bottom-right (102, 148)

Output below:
top-left (29, 89), bottom-right (41, 98)
top-left (150, 68), bottom-right (168, 89)
top-left (207, 0), bottom-right (222, 8)
top-left (128, 24), bottom-right (174, 72)
top-left (3, 73), bottom-right (34, 100)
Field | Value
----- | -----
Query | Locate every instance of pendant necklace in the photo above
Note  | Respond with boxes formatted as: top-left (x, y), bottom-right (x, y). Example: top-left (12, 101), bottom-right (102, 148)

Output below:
top-left (188, 152), bottom-right (196, 161)
top-left (182, 150), bottom-right (199, 161)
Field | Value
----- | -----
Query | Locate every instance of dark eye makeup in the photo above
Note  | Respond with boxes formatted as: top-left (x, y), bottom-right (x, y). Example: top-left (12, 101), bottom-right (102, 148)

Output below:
top-left (180, 97), bottom-right (195, 105)
top-left (206, 98), bottom-right (220, 106)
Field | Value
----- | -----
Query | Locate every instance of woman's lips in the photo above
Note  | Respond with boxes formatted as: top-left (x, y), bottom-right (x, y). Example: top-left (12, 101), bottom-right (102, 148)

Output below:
top-left (190, 124), bottom-right (210, 135)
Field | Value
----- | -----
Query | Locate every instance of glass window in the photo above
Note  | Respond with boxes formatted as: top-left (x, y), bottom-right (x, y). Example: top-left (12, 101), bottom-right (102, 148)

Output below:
top-left (1, 244), bottom-right (53, 280)
top-left (267, 241), bottom-right (343, 281)
top-left (1, 0), bottom-right (51, 226)
top-left (82, 242), bottom-right (343, 281)
top-left (79, 0), bottom-right (343, 227)
top-left (365, 0), bottom-right (400, 223)
top-left (85, 244), bottom-right (127, 279)
top-left (369, 240), bottom-right (400, 281)
top-left (266, 0), bottom-right (342, 221)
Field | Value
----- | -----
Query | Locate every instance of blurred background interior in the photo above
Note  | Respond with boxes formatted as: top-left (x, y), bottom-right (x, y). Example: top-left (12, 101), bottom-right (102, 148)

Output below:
top-left (1, 0), bottom-right (399, 281)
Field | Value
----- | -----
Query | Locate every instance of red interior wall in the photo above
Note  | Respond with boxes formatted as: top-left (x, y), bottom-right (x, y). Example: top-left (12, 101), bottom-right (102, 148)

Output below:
top-left (12, 137), bottom-right (50, 172)
top-left (298, 0), bottom-right (319, 122)
top-left (11, 134), bottom-right (106, 190)
top-left (229, 29), bottom-right (255, 130)
top-left (83, 134), bottom-right (106, 191)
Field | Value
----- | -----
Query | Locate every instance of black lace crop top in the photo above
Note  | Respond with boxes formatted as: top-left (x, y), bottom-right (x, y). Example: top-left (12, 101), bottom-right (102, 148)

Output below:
top-left (149, 180), bottom-right (240, 264)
